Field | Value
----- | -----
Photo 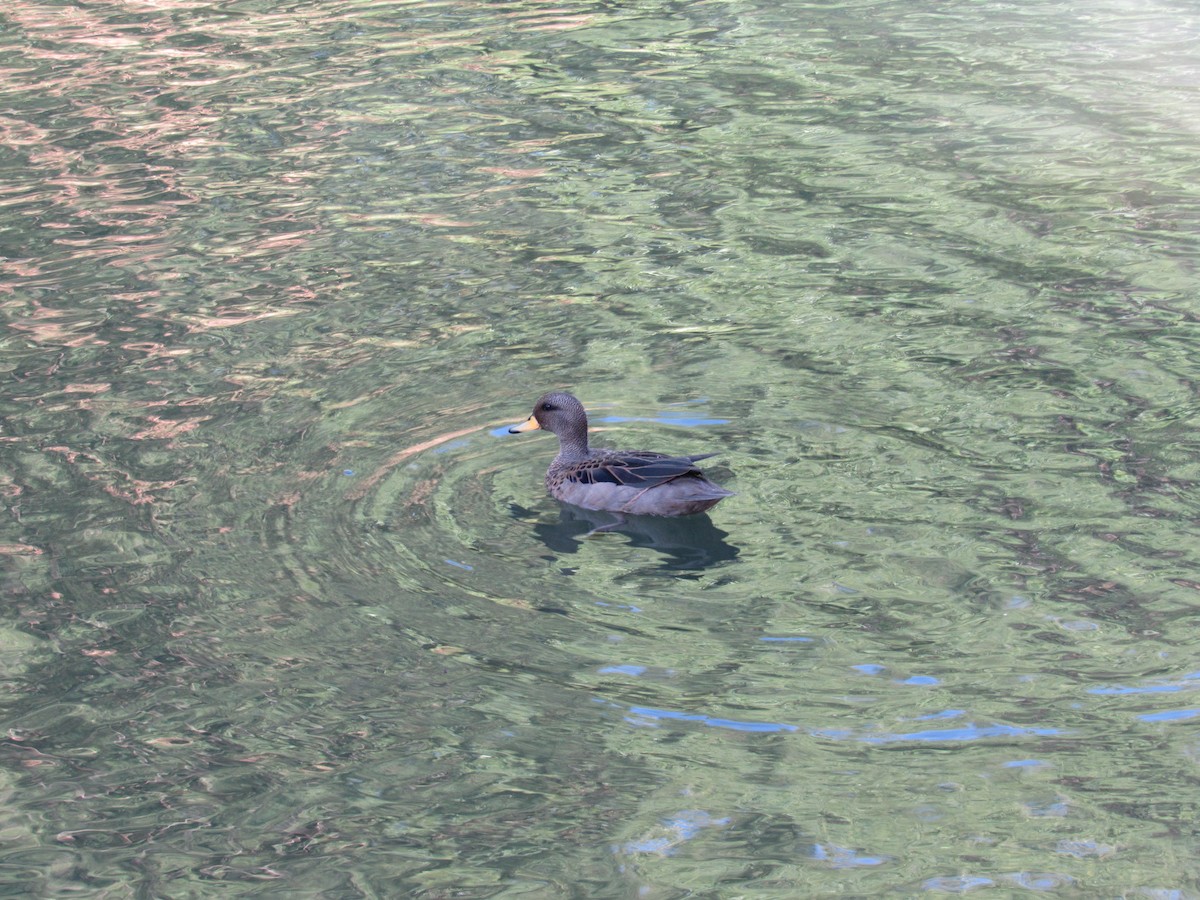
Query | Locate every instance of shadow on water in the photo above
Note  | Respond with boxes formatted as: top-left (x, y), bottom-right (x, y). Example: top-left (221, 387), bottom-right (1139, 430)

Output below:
top-left (528, 503), bottom-right (740, 571)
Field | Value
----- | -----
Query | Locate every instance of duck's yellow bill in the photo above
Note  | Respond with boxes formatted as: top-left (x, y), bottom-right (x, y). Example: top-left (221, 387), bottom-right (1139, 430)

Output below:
top-left (508, 416), bottom-right (541, 433)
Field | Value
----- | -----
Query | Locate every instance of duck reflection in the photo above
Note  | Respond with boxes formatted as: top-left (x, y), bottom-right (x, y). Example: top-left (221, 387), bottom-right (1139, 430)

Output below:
top-left (532, 503), bottom-right (739, 571)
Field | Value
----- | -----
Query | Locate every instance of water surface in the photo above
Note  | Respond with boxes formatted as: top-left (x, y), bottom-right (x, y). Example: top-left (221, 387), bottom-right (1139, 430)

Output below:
top-left (2, 0), bottom-right (1199, 894)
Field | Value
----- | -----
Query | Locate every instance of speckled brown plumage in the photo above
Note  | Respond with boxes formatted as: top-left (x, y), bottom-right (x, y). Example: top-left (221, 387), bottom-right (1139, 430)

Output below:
top-left (509, 391), bottom-right (734, 516)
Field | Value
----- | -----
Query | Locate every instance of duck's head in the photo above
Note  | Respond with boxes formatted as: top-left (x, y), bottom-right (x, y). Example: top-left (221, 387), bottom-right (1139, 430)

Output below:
top-left (509, 391), bottom-right (587, 437)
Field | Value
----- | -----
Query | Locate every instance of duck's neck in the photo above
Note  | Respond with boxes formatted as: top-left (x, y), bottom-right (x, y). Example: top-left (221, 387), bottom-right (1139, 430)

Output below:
top-left (553, 420), bottom-right (591, 463)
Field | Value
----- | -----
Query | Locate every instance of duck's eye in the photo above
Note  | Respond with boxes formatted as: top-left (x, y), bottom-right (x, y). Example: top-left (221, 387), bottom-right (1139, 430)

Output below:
top-left (540, 402), bottom-right (555, 411)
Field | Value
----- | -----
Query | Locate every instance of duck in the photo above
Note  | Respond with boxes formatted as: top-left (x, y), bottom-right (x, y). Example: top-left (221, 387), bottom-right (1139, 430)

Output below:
top-left (508, 391), bottom-right (734, 516)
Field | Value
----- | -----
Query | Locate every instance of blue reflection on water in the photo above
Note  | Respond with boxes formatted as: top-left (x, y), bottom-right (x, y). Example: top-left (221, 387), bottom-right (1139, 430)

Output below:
top-left (621, 835), bottom-right (673, 855)
top-left (1138, 708), bottom-right (1200, 722)
top-left (665, 810), bottom-right (730, 839)
top-left (852, 664), bottom-right (886, 675)
top-left (620, 809), bottom-right (731, 856)
top-left (627, 706), bottom-right (800, 733)
top-left (1091, 684), bottom-right (1185, 695)
top-left (621, 703), bottom-right (1063, 742)
top-left (1004, 871), bottom-right (1075, 890)
top-left (1089, 671), bottom-right (1200, 695)
top-left (860, 723), bottom-right (1063, 744)
top-left (812, 843), bottom-right (889, 867)
top-left (598, 665), bottom-right (647, 676)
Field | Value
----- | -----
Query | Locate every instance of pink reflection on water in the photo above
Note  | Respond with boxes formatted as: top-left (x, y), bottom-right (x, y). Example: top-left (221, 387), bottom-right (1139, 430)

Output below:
top-left (7, 302), bottom-right (108, 347)
top-left (130, 415), bottom-right (211, 442)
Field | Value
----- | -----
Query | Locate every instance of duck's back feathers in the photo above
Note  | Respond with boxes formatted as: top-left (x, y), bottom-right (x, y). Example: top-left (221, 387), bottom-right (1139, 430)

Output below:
top-left (563, 451), bottom-right (716, 489)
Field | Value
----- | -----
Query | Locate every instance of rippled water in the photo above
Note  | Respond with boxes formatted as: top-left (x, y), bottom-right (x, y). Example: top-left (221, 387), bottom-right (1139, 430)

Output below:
top-left (2, 0), bottom-right (1199, 894)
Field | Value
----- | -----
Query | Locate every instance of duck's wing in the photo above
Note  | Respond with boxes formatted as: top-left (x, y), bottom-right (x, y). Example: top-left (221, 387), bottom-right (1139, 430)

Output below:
top-left (568, 451), bottom-right (718, 489)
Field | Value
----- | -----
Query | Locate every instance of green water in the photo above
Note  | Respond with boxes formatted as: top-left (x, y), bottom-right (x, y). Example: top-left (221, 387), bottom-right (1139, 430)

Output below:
top-left (2, 0), bottom-right (1199, 894)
